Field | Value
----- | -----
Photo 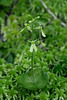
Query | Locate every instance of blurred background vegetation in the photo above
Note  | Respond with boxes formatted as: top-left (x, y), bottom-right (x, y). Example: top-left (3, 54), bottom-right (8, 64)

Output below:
top-left (0, 0), bottom-right (67, 100)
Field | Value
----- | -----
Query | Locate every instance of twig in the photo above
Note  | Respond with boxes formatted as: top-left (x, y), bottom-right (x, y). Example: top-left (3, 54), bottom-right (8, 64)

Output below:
top-left (40, 0), bottom-right (66, 27)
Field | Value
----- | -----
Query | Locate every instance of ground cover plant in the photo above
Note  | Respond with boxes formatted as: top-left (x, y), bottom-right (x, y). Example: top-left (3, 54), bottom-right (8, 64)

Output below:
top-left (0, 0), bottom-right (67, 100)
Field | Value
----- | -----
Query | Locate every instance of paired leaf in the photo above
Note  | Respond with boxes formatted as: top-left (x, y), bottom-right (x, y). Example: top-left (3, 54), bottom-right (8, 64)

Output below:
top-left (19, 68), bottom-right (49, 90)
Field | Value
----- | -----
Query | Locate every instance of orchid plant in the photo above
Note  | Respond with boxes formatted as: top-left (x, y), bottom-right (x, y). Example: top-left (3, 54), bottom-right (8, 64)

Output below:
top-left (20, 16), bottom-right (46, 70)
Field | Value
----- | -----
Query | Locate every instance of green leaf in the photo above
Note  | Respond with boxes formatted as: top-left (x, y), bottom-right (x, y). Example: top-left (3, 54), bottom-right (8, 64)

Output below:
top-left (19, 68), bottom-right (49, 90)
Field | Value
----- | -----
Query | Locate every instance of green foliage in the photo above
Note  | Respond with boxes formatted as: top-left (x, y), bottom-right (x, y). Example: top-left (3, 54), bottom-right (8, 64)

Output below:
top-left (0, 0), bottom-right (67, 99)
top-left (0, 0), bottom-right (14, 6)
top-left (19, 68), bottom-right (49, 90)
top-left (0, 0), bottom-right (14, 18)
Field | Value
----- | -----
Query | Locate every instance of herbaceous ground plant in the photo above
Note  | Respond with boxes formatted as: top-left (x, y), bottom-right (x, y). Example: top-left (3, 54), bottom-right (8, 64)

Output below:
top-left (19, 16), bottom-right (49, 90)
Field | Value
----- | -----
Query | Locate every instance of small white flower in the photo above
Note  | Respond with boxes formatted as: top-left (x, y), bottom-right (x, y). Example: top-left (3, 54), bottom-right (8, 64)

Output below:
top-left (30, 43), bottom-right (37, 52)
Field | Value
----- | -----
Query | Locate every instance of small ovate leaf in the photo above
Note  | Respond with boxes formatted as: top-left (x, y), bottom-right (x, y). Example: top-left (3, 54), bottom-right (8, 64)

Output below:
top-left (30, 43), bottom-right (37, 52)
top-left (41, 29), bottom-right (46, 37)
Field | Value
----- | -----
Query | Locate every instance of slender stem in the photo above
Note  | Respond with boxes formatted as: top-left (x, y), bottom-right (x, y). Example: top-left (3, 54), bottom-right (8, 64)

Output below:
top-left (31, 24), bottom-right (35, 83)
top-left (32, 24), bottom-right (34, 40)
top-left (31, 50), bottom-right (34, 69)
top-left (30, 47), bottom-right (35, 85)
top-left (31, 25), bottom-right (34, 70)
